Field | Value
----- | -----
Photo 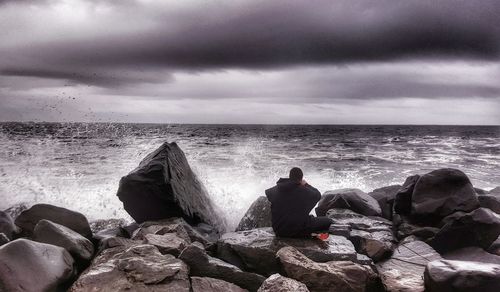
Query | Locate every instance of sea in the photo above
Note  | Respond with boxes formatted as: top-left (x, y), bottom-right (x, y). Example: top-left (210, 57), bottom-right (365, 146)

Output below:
top-left (0, 122), bottom-right (499, 230)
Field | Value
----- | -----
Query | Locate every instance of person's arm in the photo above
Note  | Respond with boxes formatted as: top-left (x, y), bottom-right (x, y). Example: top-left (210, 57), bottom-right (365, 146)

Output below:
top-left (300, 180), bottom-right (321, 212)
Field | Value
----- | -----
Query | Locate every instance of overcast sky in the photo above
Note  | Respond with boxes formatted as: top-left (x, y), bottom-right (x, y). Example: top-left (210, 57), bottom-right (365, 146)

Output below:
top-left (0, 0), bottom-right (499, 124)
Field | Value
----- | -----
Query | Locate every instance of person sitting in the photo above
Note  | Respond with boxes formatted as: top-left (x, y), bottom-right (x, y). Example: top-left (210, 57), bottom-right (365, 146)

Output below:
top-left (265, 167), bottom-right (332, 238)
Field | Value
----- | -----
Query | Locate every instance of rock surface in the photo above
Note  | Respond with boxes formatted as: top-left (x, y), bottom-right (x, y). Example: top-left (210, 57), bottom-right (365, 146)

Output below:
top-left (368, 185), bottom-right (401, 220)
top-left (424, 259), bottom-right (500, 292)
top-left (33, 219), bottom-right (94, 264)
top-left (236, 196), bottom-right (272, 231)
top-left (3, 202), bottom-right (28, 220)
top-left (394, 175), bottom-right (420, 215)
top-left (316, 188), bottom-right (382, 217)
top-left (70, 244), bottom-right (190, 292)
top-left (377, 237), bottom-right (442, 292)
top-left (0, 233), bottom-right (9, 246)
top-left (144, 233), bottom-right (189, 257)
top-left (443, 246), bottom-right (500, 265)
top-left (191, 276), bottom-right (248, 292)
top-left (15, 203), bottom-right (92, 238)
top-left (479, 195), bottom-right (500, 214)
top-left (0, 210), bottom-right (18, 240)
top-left (257, 274), bottom-right (309, 292)
top-left (179, 242), bottom-right (265, 291)
top-left (116, 142), bottom-right (226, 231)
top-left (277, 246), bottom-right (379, 292)
top-left (488, 235), bottom-right (500, 256)
top-left (0, 239), bottom-right (75, 292)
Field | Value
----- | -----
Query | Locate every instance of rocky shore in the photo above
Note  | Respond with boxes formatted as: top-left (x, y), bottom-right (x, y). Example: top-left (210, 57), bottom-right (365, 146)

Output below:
top-left (1, 142), bottom-right (500, 291)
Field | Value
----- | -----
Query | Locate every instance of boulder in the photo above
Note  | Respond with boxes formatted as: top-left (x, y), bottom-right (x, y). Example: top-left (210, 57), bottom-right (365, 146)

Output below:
top-left (394, 217), bottom-right (439, 241)
top-left (15, 204), bottom-right (92, 238)
top-left (179, 242), bottom-right (265, 291)
top-left (424, 259), bottom-right (500, 292)
top-left (144, 233), bottom-right (189, 257)
top-left (376, 237), bottom-right (442, 292)
top-left (489, 186), bottom-right (500, 196)
top-left (479, 195), bottom-right (500, 214)
top-left (0, 233), bottom-right (9, 246)
top-left (411, 168), bottom-right (479, 222)
top-left (394, 174), bottom-right (420, 215)
top-left (216, 227), bottom-right (362, 275)
top-left (368, 185), bottom-right (401, 220)
top-left (348, 229), bottom-right (395, 262)
top-left (70, 244), bottom-right (190, 292)
top-left (116, 142), bottom-right (226, 231)
top-left (89, 218), bottom-right (127, 234)
top-left (430, 208), bottom-right (500, 253)
top-left (257, 274), bottom-right (309, 292)
top-left (277, 246), bottom-right (380, 292)
top-left (236, 196), bottom-right (272, 231)
top-left (3, 202), bottom-right (28, 220)
top-left (191, 276), bottom-right (248, 292)
top-left (443, 247), bottom-right (500, 265)
top-left (0, 210), bottom-right (18, 240)
top-left (488, 235), bottom-right (500, 256)
top-left (33, 219), bottom-right (94, 264)
top-left (316, 188), bottom-right (382, 217)
top-left (0, 239), bottom-right (75, 292)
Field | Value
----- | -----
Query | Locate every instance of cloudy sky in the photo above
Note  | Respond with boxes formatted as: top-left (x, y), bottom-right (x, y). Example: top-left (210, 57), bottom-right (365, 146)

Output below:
top-left (0, 0), bottom-right (499, 124)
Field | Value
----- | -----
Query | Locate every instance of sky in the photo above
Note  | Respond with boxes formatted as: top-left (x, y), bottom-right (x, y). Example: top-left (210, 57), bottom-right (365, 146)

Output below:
top-left (0, 0), bottom-right (499, 124)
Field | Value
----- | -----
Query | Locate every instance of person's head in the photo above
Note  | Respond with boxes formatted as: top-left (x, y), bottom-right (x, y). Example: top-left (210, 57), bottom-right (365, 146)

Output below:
top-left (289, 167), bottom-right (303, 183)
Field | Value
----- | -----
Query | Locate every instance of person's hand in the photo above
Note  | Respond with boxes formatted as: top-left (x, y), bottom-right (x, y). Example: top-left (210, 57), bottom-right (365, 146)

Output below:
top-left (300, 179), bottom-right (307, 186)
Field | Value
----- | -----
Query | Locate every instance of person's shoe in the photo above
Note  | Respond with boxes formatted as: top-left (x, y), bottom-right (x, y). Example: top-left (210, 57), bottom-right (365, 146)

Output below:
top-left (314, 233), bottom-right (329, 241)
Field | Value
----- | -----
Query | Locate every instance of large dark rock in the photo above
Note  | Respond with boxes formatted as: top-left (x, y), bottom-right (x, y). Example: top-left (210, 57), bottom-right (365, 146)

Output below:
top-left (0, 239), bottom-right (75, 292)
top-left (15, 204), bottom-right (92, 238)
top-left (236, 196), bottom-right (272, 231)
top-left (277, 246), bottom-right (380, 292)
top-left (216, 227), bottom-right (363, 275)
top-left (430, 208), bottom-right (500, 253)
top-left (179, 242), bottom-right (265, 291)
top-left (368, 185), bottom-right (402, 220)
top-left (488, 235), bottom-right (500, 256)
top-left (479, 195), bottom-right (500, 214)
top-left (33, 219), bottom-right (94, 265)
top-left (257, 274), bottom-right (309, 292)
top-left (70, 244), bottom-right (190, 291)
top-left (411, 168), bottom-right (480, 222)
top-left (116, 142), bottom-right (226, 231)
top-left (191, 276), bottom-right (248, 292)
top-left (316, 188), bottom-right (382, 217)
top-left (424, 259), bottom-right (500, 292)
top-left (443, 247), bottom-right (500, 265)
top-left (394, 175), bottom-right (420, 215)
top-left (376, 236), bottom-right (442, 292)
top-left (0, 210), bottom-right (18, 240)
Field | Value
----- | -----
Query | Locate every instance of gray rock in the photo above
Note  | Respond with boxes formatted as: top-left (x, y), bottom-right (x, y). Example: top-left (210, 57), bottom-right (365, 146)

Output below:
top-left (411, 168), bottom-right (480, 222)
top-left (0, 239), bottom-right (75, 292)
top-left (377, 237), bottom-right (443, 292)
top-left (3, 202), bottom-right (28, 220)
top-left (0, 233), bottom-right (9, 246)
top-left (479, 195), bottom-right (500, 214)
top-left (70, 244), bottom-right (190, 292)
top-left (191, 276), bottom-right (248, 292)
top-left (144, 233), bottom-right (189, 257)
top-left (424, 259), bottom-right (500, 292)
top-left (236, 196), bottom-right (272, 231)
top-left (116, 142), bottom-right (226, 232)
top-left (89, 218), bottom-right (128, 234)
top-left (277, 246), bottom-right (380, 292)
top-left (316, 188), bottom-right (382, 217)
top-left (93, 226), bottom-right (127, 244)
top-left (489, 186), bottom-right (500, 196)
top-left (96, 236), bottom-right (140, 254)
top-left (15, 203), bottom-right (92, 238)
top-left (475, 187), bottom-right (489, 195)
top-left (443, 247), bottom-right (500, 265)
top-left (394, 174), bottom-right (420, 215)
top-left (430, 208), bottom-right (500, 253)
top-left (349, 229), bottom-right (395, 262)
top-left (488, 235), bottom-right (500, 256)
top-left (368, 184), bottom-right (402, 220)
top-left (33, 219), bottom-right (94, 264)
top-left (257, 274), bottom-right (309, 292)
top-left (326, 208), bottom-right (392, 232)
top-left (180, 242), bottom-right (265, 292)
top-left (0, 210), bottom-right (18, 240)
top-left (216, 227), bottom-right (362, 275)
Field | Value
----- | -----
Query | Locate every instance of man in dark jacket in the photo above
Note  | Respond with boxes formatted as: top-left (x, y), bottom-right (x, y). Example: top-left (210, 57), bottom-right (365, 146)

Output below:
top-left (265, 167), bottom-right (332, 237)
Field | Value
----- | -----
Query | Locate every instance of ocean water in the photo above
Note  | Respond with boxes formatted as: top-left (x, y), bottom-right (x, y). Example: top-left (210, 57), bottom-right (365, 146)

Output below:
top-left (0, 122), bottom-right (499, 230)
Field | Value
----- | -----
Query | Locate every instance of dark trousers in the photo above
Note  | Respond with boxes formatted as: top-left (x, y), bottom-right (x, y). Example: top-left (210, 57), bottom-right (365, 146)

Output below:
top-left (275, 216), bottom-right (333, 238)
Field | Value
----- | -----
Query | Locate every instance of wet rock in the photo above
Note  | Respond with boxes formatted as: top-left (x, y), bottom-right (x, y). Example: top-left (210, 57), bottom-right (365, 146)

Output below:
top-left (0, 210), bottom-right (18, 240)
top-left (33, 219), bottom-right (94, 264)
top-left (394, 175), bottom-right (420, 215)
top-left (121, 222), bottom-right (139, 238)
top-left (424, 259), bottom-right (500, 292)
top-left (191, 276), bottom-right (248, 292)
top-left (277, 246), bottom-right (379, 292)
top-left (316, 188), bottom-right (382, 217)
top-left (349, 229), bottom-right (395, 262)
top-left (0, 233), bottom-right (9, 246)
top-left (217, 227), bottom-right (361, 275)
top-left (488, 235), bottom-right (500, 256)
top-left (93, 225), bottom-right (127, 244)
top-left (144, 233), bottom-right (189, 257)
top-left (70, 244), bottom-right (190, 292)
top-left (180, 242), bottom-right (265, 291)
top-left (96, 236), bottom-right (140, 254)
top-left (368, 184), bottom-right (402, 220)
top-left (327, 208), bottom-right (392, 232)
top-left (376, 237), bottom-right (442, 292)
top-left (257, 273), bottom-right (309, 292)
top-left (116, 142), bottom-right (226, 231)
top-left (236, 196), bottom-right (272, 231)
top-left (3, 202), bottom-right (28, 220)
top-left (411, 168), bottom-right (479, 223)
top-left (479, 195), bottom-right (500, 214)
top-left (475, 187), bottom-right (489, 195)
top-left (489, 186), bottom-right (500, 197)
top-left (89, 218), bottom-right (128, 234)
top-left (15, 203), bottom-right (92, 238)
top-left (430, 208), bottom-right (500, 253)
top-left (443, 247), bottom-right (500, 265)
top-left (0, 239), bottom-right (75, 292)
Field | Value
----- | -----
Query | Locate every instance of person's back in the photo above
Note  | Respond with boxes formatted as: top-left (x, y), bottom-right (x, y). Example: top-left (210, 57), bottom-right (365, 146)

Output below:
top-left (265, 167), bottom-right (332, 237)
